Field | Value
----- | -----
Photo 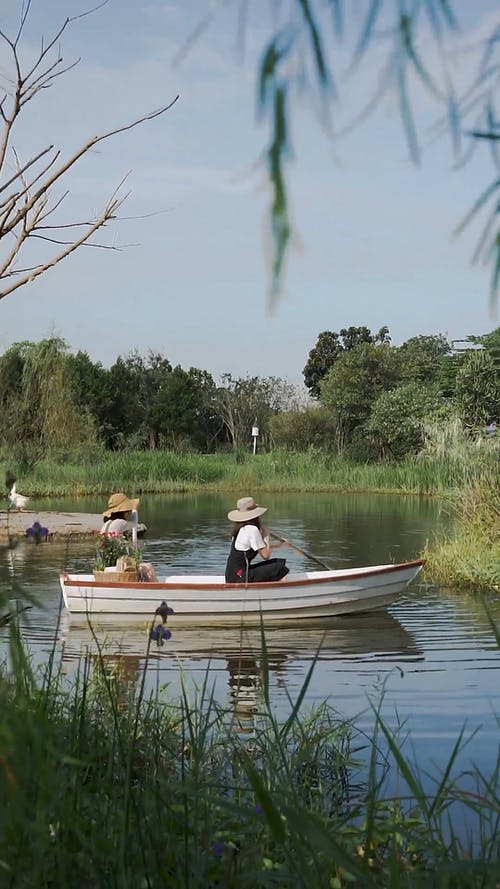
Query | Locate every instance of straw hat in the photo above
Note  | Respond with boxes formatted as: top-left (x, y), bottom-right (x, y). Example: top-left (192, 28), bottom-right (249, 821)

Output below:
top-left (227, 496), bottom-right (267, 522)
top-left (103, 491), bottom-right (140, 517)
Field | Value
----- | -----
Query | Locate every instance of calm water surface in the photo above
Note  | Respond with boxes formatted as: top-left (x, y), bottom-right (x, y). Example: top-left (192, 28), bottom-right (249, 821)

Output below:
top-left (1, 492), bottom-right (499, 786)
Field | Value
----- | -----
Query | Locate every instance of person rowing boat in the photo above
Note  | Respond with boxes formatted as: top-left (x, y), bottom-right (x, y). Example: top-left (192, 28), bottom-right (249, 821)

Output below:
top-left (225, 496), bottom-right (290, 584)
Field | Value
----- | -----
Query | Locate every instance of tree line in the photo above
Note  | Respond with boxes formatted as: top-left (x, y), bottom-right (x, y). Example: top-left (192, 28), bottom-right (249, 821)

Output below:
top-left (0, 338), bottom-right (300, 464)
top-left (0, 326), bottom-right (498, 466)
top-left (300, 326), bottom-right (499, 458)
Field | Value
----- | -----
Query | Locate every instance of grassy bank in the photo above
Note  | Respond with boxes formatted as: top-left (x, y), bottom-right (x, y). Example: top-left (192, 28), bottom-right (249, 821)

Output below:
top-left (1, 626), bottom-right (499, 887)
top-left (423, 469), bottom-right (500, 592)
top-left (1, 448), bottom-right (494, 498)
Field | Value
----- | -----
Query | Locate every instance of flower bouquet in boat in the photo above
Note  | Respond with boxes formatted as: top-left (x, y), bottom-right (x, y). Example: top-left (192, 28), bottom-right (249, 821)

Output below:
top-left (93, 531), bottom-right (142, 583)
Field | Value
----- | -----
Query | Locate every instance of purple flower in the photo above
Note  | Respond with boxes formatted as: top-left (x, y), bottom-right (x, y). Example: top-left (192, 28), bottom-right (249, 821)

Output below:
top-left (149, 625), bottom-right (172, 646)
top-left (155, 600), bottom-right (174, 620)
top-left (26, 521), bottom-right (49, 543)
top-left (212, 841), bottom-right (226, 859)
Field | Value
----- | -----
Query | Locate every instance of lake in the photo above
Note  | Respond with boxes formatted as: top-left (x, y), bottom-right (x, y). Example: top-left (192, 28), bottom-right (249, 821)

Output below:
top-left (1, 491), bottom-right (499, 790)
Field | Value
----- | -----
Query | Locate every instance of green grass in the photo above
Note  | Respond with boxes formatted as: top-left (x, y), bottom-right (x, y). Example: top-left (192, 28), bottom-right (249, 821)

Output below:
top-left (1, 447), bottom-right (495, 498)
top-left (424, 534), bottom-right (500, 591)
top-left (1, 619), bottom-right (499, 887)
top-left (423, 468), bottom-right (500, 592)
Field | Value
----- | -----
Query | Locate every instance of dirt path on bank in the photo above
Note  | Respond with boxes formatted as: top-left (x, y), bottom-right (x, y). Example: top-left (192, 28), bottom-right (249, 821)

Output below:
top-left (0, 509), bottom-right (102, 542)
top-left (0, 511), bottom-right (148, 542)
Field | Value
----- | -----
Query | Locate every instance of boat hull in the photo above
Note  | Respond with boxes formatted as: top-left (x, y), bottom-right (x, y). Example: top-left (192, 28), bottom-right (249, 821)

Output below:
top-left (60, 560), bottom-right (424, 624)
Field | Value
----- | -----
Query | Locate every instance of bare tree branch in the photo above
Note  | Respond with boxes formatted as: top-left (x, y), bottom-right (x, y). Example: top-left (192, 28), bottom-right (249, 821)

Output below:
top-left (21, 57), bottom-right (82, 105)
top-left (2, 101), bottom-right (178, 240)
top-left (25, 233), bottom-right (122, 250)
top-left (0, 190), bottom-right (126, 298)
top-left (0, 3), bottom-right (179, 304)
top-left (0, 145), bottom-right (55, 196)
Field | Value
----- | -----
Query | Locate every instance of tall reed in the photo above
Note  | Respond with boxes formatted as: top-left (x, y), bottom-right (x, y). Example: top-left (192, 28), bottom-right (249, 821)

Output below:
top-left (2, 446), bottom-right (496, 498)
top-left (423, 466), bottom-right (500, 591)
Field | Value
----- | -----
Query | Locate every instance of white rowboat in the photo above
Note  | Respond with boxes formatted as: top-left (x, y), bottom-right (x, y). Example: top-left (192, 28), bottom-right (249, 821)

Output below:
top-left (60, 559), bottom-right (424, 624)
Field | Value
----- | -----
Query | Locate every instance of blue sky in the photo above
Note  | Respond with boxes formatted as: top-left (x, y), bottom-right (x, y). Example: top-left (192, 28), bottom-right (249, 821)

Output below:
top-left (0, 0), bottom-right (498, 385)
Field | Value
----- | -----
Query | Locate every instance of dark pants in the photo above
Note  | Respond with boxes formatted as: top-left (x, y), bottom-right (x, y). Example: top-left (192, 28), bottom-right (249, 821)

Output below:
top-left (245, 558), bottom-right (289, 583)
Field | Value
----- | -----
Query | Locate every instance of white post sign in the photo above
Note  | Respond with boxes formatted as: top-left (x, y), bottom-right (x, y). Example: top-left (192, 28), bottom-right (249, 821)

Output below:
top-left (251, 425), bottom-right (259, 455)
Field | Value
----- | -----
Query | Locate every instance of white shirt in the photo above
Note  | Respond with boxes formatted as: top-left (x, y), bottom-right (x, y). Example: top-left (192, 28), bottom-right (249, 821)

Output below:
top-left (234, 524), bottom-right (266, 553)
top-left (100, 510), bottom-right (139, 543)
top-left (101, 518), bottom-right (132, 534)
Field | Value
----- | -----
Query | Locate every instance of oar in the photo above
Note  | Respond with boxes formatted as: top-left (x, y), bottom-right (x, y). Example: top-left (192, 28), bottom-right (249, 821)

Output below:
top-left (270, 531), bottom-right (333, 571)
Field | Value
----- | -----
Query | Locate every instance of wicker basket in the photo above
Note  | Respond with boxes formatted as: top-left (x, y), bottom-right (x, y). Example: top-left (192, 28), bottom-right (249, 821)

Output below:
top-left (93, 570), bottom-right (139, 583)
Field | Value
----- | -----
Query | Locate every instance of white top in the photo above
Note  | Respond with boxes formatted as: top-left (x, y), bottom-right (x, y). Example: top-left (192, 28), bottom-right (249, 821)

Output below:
top-left (101, 518), bottom-right (132, 534)
top-left (234, 524), bottom-right (266, 552)
top-left (100, 509), bottom-right (139, 544)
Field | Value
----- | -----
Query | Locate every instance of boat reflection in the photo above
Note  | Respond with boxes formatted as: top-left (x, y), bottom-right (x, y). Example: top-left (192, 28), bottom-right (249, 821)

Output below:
top-left (59, 609), bottom-right (422, 663)
top-left (59, 610), bottom-right (423, 725)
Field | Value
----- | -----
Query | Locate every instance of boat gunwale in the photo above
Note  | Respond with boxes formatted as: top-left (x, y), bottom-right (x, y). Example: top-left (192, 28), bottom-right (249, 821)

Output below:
top-left (61, 558), bottom-right (425, 591)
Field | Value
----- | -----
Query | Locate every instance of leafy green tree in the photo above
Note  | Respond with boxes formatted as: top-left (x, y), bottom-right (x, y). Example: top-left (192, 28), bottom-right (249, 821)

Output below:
top-left (467, 327), bottom-right (500, 377)
top-left (103, 357), bottom-right (145, 449)
top-left (436, 354), bottom-right (467, 400)
top-left (269, 406), bottom-right (338, 451)
top-left (97, 351), bottom-right (173, 449)
top-left (0, 342), bottom-right (26, 406)
top-left (454, 351), bottom-right (500, 430)
top-left (67, 351), bottom-right (113, 442)
top-left (342, 326), bottom-right (390, 350)
top-left (303, 332), bottom-right (342, 398)
top-left (0, 338), bottom-right (96, 463)
top-left (435, 328), bottom-right (499, 403)
top-left (320, 343), bottom-right (402, 450)
top-left (303, 326), bottom-right (390, 397)
top-left (153, 365), bottom-right (216, 450)
top-left (214, 374), bottom-right (295, 449)
top-left (121, 351), bottom-right (173, 449)
top-left (397, 335), bottom-right (451, 384)
top-left (182, 368), bottom-right (219, 451)
top-left (0, 342), bottom-right (33, 461)
top-left (366, 382), bottom-right (443, 459)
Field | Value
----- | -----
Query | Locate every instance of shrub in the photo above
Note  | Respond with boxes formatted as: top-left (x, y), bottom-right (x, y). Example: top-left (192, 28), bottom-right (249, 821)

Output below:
top-left (269, 407), bottom-right (338, 451)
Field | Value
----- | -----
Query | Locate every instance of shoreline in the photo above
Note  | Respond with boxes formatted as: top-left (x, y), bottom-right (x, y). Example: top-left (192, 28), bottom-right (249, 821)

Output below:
top-left (0, 510), bottom-right (147, 542)
top-left (0, 509), bottom-right (101, 542)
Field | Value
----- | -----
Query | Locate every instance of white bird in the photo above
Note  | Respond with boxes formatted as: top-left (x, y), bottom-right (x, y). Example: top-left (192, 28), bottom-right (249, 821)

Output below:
top-left (9, 483), bottom-right (30, 510)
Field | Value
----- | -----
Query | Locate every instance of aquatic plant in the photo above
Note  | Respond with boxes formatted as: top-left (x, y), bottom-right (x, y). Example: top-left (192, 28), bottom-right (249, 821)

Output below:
top-left (149, 600), bottom-right (174, 646)
top-left (423, 466), bottom-right (500, 591)
top-left (25, 520), bottom-right (49, 544)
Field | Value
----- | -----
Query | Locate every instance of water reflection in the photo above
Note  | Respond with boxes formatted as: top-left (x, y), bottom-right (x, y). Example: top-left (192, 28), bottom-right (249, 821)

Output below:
top-left (59, 610), bottom-right (422, 662)
top-left (58, 611), bottom-right (424, 724)
top-left (30, 490), bottom-right (447, 576)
